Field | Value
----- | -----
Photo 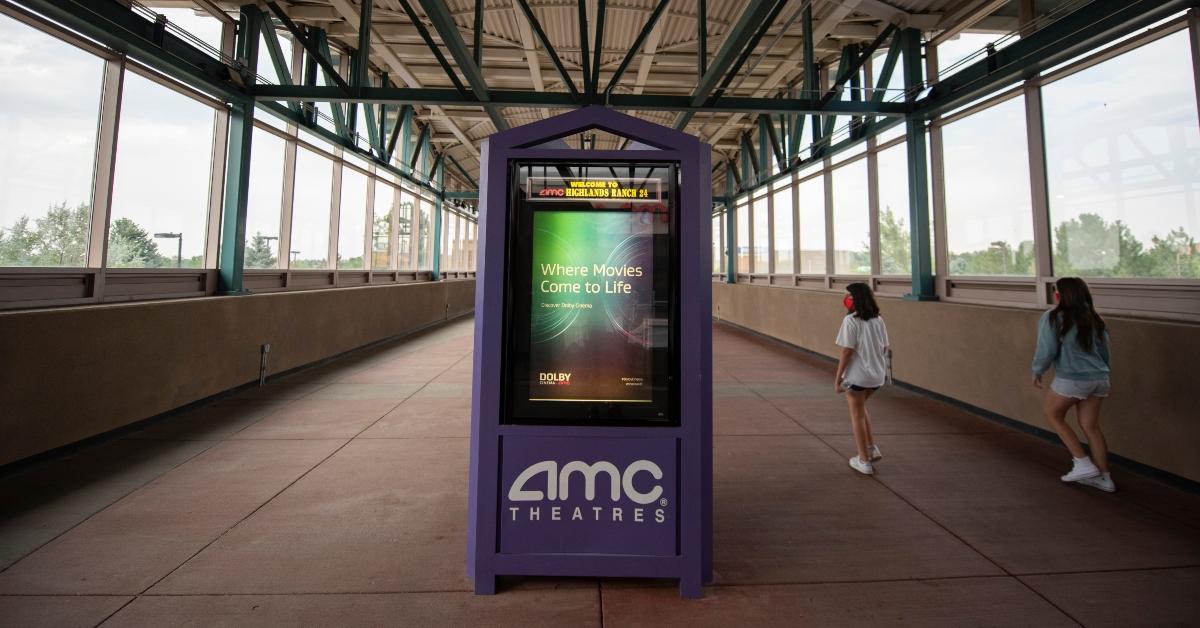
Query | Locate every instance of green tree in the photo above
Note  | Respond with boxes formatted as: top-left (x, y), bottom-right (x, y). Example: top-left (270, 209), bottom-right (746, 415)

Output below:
top-left (950, 239), bottom-right (1034, 275)
top-left (0, 202), bottom-right (89, 266)
top-left (244, 232), bottom-right (278, 269)
top-left (1053, 213), bottom-right (1151, 277)
top-left (107, 217), bottom-right (165, 268)
top-left (0, 215), bottom-right (38, 265)
top-left (878, 205), bottom-right (911, 275)
top-left (1146, 228), bottom-right (1200, 278)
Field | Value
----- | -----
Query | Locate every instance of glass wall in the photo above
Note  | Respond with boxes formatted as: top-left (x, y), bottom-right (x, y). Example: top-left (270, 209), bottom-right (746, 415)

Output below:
top-left (772, 180), bottom-right (794, 274)
top-left (876, 141), bottom-right (911, 275)
top-left (736, 200), bottom-right (750, 273)
top-left (0, 13), bottom-right (104, 267)
top-left (1043, 30), bottom-right (1200, 278)
top-left (797, 171), bottom-right (826, 274)
top-left (751, 194), bottom-right (769, 272)
top-left (417, 197), bottom-right (432, 270)
top-left (338, 165), bottom-right (368, 268)
top-left (109, 71), bottom-right (215, 268)
top-left (398, 189), bottom-right (415, 269)
top-left (291, 147), bottom-right (333, 269)
top-left (712, 213), bottom-right (722, 274)
top-left (372, 180), bottom-right (394, 269)
top-left (831, 158), bottom-right (870, 274)
top-left (244, 128), bottom-right (286, 268)
top-left (942, 96), bottom-right (1034, 275)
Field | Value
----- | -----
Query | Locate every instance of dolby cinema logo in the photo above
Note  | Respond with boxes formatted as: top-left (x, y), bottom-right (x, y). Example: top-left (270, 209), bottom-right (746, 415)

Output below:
top-left (506, 459), bottom-right (668, 524)
top-left (538, 371), bottom-right (572, 385)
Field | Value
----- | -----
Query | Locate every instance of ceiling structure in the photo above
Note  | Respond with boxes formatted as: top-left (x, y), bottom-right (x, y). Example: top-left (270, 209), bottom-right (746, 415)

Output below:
top-left (190, 0), bottom-right (1029, 192)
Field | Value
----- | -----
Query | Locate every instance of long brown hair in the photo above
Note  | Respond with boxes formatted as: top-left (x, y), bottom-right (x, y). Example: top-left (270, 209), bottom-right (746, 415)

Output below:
top-left (846, 282), bottom-right (881, 320)
top-left (1050, 277), bottom-right (1106, 352)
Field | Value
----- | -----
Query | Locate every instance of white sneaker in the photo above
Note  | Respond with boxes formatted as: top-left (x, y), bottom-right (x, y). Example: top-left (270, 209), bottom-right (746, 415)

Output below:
top-left (849, 456), bottom-right (874, 475)
top-left (1061, 457), bottom-right (1101, 482)
top-left (1078, 472), bottom-right (1116, 493)
top-left (869, 445), bottom-right (882, 462)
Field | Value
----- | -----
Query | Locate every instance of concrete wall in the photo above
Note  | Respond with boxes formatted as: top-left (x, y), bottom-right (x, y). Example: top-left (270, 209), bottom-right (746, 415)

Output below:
top-left (714, 282), bottom-right (1200, 484)
top-left (0, 280), bottom-right (475, 466)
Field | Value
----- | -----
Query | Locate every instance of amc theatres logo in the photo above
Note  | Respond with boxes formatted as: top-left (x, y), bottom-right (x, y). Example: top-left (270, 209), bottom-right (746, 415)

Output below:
top-left (538, 372), bottom-right (572, 385)
top-left (506, 460), bottom-right (667, 524)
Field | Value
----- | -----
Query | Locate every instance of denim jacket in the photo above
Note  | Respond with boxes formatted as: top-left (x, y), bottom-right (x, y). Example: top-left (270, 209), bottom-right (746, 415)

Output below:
top-left (1031, 310), bottom-right (1111, 380)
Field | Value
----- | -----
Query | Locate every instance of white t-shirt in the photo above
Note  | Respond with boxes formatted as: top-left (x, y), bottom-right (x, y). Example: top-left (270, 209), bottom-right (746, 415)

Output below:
top-left (835, 314), bottom-right (890, 388)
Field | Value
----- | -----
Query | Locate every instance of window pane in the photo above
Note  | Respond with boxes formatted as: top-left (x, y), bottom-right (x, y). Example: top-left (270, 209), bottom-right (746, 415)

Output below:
top-left (772, 182), bottom-right (793, 273)
top-left (877, 143), bottom-right (911, 274)
top-left (372, 180), bottom-right (394, 269)
top-left (291, 148), bottom-right (332, 268)
top-left (832, 159), bottom-right (870, 274)
top-left (244, 128), bottom-right (285, 268)
top-left (0, 15), bottom-right (103, 267)
top-left (1044, 31), bottom-right (1200, 278)
top-left (398, 190), bottom-right (414, 269)
top-left (736, 200), bottom-right (749, 273)
top-left (712, 214), bottom-right (721, 274)
top-left (417, 197), bottom-right (432, 270)
top-left (109, 72), bottom-right (214, 268)
top-left (752, 195), bottom-right (769, 272)
top-left (338, 165), bottom-right (367, 269)
top-left (943, 97), bottom-right (1035, 275)
top-left (797, 173), bottom-right (826, 274)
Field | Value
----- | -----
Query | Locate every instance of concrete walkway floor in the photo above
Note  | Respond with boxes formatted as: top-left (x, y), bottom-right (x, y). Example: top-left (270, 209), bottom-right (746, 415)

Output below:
top-left (1, 317), bottom-right (1198, 627)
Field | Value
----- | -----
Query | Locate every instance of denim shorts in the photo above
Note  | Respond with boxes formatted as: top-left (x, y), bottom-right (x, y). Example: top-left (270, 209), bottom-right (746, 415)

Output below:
top-left (1051, 377), bottom-right (1110, 399)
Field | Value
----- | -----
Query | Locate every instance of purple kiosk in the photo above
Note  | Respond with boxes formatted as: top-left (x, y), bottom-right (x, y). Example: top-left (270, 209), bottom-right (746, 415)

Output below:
top-left (468, 106), bottom-right (712, 598)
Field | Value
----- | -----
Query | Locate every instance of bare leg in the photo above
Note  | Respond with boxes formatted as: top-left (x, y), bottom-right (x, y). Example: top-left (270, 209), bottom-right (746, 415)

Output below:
top-left (1044, 391), bottom-right (1086, 459)
top-left (862, 388), bottom-right (877, 450)
top-left (846, 391), bottom-right (871, 462)
top-left (1076, 396), bottom-right (1108, 472)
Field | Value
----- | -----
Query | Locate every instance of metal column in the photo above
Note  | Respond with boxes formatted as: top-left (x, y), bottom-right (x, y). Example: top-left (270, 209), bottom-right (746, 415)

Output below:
top-left (900, 28), bottom-right (936, 300)
top-left (217, 5), bottom-right (259, 295)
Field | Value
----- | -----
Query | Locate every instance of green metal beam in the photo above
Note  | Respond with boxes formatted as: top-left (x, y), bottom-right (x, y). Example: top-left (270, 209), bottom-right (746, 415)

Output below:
top-left (252, 85), bottom-right (909, 115)
top-left (399, 104), bottom-right (414, 174)
top-left (432, 159), bottom-right (444, 279)
top-left (409, 123), bottom-right (430, 173)
top-left (448, 154), bottom-right (480, 189)
top-left (757, 115), bottom-right (770, 178)
top-left (675, 0), bottom-right (783, 129)
top-left (218, 5), bottom-right (259, 295)
top-left (416, 0), bottom-right (510, 130)
top-left (264, 2), bottom-right (350, 93)
top-left (445, 190), bottom-right (479, 200)
top-left (698, 0), bottom-right (707, 78)
top-left (801, 2), bottom-right (820, 160)
top-left (514, 0), bottom-right (581, 99)
top-left (761, 114), bottom-right (784, 171)
top-left (578, 0), bottom-right (591, 98)
top-left (312, 29), bottom-right (349, 138)
top-left (396, 0), bottom-right (469, 98)
top-left (590, 0), bottom-right (606, 97)
top-left (473, 0), bottom-right (484, 67)
top-left (605, 0), bottom-right (670, 96)
top-left (386, 103), bottom-right (411, 161)
top-left (900, 28), bottom-right (935, 301)
top-left (740, 133), bottom-right (757, 186)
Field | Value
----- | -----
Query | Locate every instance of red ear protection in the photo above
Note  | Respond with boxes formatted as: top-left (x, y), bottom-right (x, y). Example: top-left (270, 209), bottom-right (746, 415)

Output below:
top-left (1053, 291), bottom-right (1060, 303)
top-left (843, 294), bottom-right (855, 311)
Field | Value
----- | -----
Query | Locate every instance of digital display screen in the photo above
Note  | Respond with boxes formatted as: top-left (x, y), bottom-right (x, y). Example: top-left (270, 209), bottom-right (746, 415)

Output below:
top-left (529, 210), bottom-right (656, 403)
top-left (504, 162), bottom-right (677, 425)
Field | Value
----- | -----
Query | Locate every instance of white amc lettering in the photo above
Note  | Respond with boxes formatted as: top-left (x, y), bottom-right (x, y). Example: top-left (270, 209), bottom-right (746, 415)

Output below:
top-left (508, 460), bottom-right (664, 505)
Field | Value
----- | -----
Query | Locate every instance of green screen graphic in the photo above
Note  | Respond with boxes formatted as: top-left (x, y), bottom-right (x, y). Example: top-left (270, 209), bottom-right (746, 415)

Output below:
top-left (530, 211), bottom-right (656, 402)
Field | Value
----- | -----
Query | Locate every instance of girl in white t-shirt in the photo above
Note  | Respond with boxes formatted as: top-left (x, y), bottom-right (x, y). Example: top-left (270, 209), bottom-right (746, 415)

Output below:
top-left (834, 282), bottom-right (890, 476)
